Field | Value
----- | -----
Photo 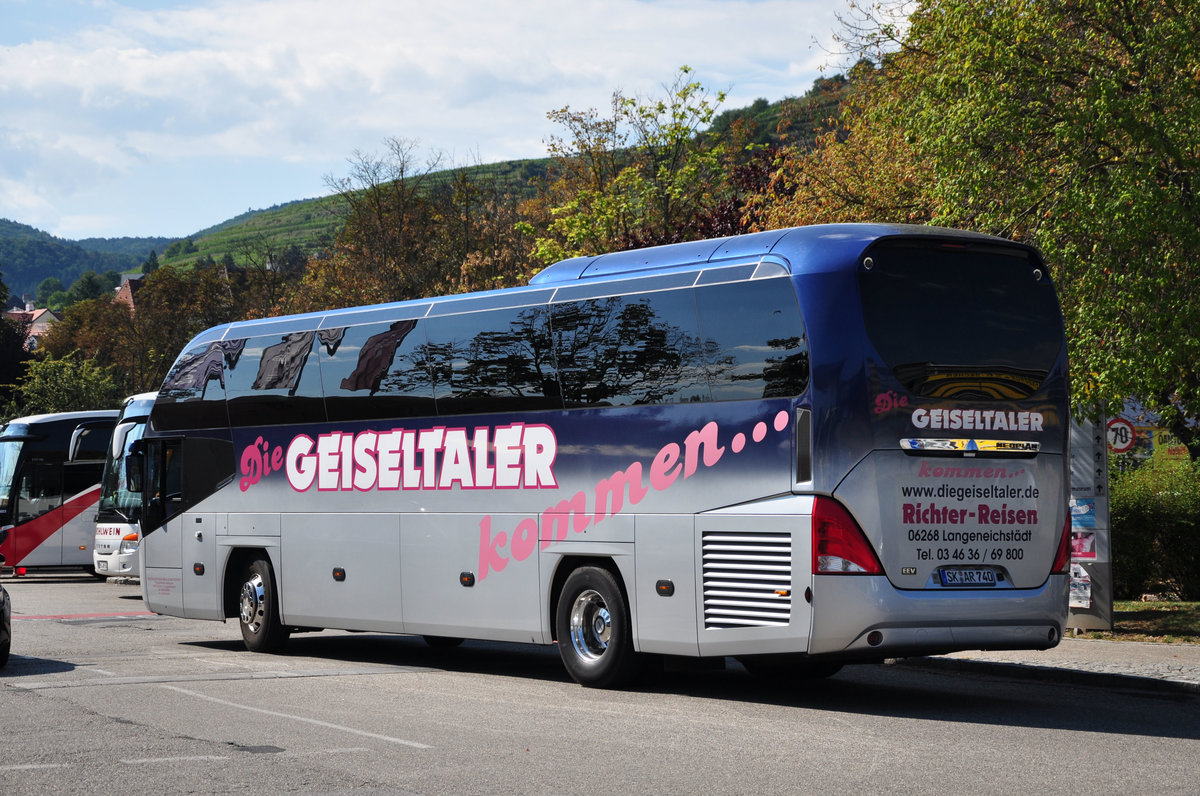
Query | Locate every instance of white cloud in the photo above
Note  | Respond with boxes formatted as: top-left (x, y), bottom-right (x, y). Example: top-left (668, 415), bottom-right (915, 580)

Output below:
top-left (0, 0), bottom-right (846, 238)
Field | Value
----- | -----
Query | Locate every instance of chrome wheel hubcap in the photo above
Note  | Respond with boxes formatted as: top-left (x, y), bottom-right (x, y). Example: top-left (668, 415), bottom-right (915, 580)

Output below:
top-left (240, 573), bottom-right (266, 632)
top-left (569, 589), bottom-right (611, 663)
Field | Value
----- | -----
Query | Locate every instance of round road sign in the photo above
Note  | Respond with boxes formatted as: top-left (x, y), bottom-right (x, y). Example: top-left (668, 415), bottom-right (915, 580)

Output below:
top-left (1107, 417), bottom-right (1135, 453)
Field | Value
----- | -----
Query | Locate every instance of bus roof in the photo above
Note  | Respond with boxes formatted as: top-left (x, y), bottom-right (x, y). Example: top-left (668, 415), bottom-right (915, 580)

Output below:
top-left (2, 409), bottom-right (120, 428)
top-left (176, 223), bottom-right (1032, 349)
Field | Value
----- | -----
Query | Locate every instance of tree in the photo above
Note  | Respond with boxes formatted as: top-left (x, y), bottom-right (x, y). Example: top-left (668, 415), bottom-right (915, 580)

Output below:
top-left (65, 270), bottom-right (110, 305)
top-left (235, 234), bottom-right (306, 319)
top-left (0, 266), bottom-right (31, 415)
top-left (40, 264), bottom-right (238, 396)
top-left (7, 352), bottom-right (122, 416)
top-left (35, 277), bottom-right (64, 308)
top-left (320, 137), bottom-right (446, 305)
top-left (748, 60), bottom-right (937, 228)
top-left (750, 0), bottom-right (1200, 453)
top-left (527, 67), bottom-right (737, 265)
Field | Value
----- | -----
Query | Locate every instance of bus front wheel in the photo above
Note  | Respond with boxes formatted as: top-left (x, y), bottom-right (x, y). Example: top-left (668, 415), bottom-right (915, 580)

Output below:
top-left (555, 566), bottom-right (640, 688)
top-left (238, 557), bottom-right (289, 653)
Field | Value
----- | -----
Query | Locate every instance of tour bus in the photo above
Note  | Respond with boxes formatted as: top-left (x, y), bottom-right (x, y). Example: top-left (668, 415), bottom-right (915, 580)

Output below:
top-left (134, 223), bottom-right (1071, 687)
top-left (0, 410), bottom-right (119, 573)
top-left (93, 393), bottom-right (157, 578)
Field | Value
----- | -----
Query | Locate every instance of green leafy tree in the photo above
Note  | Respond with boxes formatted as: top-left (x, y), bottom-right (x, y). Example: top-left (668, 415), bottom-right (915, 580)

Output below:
top-left (8, 352), bottom-right (122, 416)
top-left (65, 270), bottom-right (110, 305)
top-left (35, 277), bottom-right (64, 308)
top-left (752, 0), bottom-right (1200, 452)
top-left (320, 137), bottom-right (446, 304)
top-left (0, 266), bottom-right (31, 414)
top-left (528, 67), bottom-right (734, 265)
top-left (41, 265), bottom-right (238, 395)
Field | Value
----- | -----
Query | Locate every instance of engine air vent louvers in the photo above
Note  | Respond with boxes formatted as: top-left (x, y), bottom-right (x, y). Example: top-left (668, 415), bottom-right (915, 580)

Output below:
top-left (702, 530), bottom-right (792, 629)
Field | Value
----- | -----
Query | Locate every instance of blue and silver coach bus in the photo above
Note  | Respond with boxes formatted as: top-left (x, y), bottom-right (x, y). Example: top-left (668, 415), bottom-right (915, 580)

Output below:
top-left (134, 223), bottom-right (1071, 687)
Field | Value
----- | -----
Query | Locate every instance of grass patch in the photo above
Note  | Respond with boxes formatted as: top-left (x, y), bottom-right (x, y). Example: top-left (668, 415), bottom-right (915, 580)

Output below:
top-left (1075, 601), bottom-right (1200, 644)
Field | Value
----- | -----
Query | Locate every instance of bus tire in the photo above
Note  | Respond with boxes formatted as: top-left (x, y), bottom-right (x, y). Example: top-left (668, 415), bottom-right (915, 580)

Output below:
top-left (555, 566), bottom-right (640, 688)
top-left (238, 557), bottom-right (289, 653)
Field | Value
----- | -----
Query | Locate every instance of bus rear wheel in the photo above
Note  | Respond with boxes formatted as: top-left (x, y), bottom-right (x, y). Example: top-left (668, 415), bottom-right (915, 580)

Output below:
top-left (238, 557), bottom-right (289, 653)
top-left (555, 566), bottom-right (640, 688)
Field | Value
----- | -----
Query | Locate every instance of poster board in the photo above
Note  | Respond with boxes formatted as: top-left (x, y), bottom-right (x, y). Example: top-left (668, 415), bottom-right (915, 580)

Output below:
top-left (1067, 414), bottom-right (1113, 630)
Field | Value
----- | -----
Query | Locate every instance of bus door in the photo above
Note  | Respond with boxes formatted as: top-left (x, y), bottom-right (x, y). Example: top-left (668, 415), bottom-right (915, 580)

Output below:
top-left (140, 436), bottom-right (232, 618)
top-left (141, 438), bottom-right (185, 613)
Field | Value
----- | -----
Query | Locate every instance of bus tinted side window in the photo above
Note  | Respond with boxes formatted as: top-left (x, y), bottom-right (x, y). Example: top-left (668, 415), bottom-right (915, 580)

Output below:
top-left (424, 306), bottom-right (561, 415)
top-left (152, 341), bottom-right (232, 431)
top-left (17, 463), bottom-right (61, 521)
top-left (694, 278), bottom-right (810, 400)
top-left (226, 333), bottom-right (326, 427)
top-left (551, 289), bottom-right (709, 407)
top-left (321, 319), bottom-right (435, 422)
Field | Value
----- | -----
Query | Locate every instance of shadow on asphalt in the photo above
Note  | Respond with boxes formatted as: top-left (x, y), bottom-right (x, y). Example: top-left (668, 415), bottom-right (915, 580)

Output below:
top-left (177, 631), bottom-right (1199, 741)
top-left (0, 655), bottom-right (76, 678)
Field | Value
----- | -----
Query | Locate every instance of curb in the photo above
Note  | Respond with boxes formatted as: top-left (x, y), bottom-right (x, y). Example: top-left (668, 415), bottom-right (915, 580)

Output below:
top-left (891, 655), bottom-right (1200, 696)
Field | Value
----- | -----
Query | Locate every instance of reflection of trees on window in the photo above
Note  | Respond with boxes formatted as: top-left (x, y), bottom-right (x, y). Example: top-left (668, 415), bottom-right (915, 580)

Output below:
top-left (409, 307), bottom-right (559, 414)
top-left (454, 308), bottom-right (557, 402)
top-left (695, 280), bottom-right (809, 401)
top-left (760, 336), bottom-right (809, 397)
top-left (227, 332), bottom-right (324, 426)
top-left (552, 294), bottom-right (708, 406)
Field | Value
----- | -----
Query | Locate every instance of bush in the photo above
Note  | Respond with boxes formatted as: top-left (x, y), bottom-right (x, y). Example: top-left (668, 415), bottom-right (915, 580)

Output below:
top-left (1109, 457), bottom-right (1200, 600)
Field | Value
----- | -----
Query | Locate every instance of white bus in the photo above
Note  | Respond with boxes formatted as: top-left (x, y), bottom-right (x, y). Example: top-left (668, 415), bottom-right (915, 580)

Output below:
top-left (1, 410), bottom-right (119, 574)
top-left (93, 393), bottom-right (157, 578)
top-left (135, 223), bottom-right (1071, 687)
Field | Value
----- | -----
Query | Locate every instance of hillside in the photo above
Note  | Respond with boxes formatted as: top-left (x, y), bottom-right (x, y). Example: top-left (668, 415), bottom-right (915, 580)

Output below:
top-left (0, 219), bottom-right (161, 306)
top-left (2, 79), bottom-right (849, 305)
top-left (156, 195), bottom-right (347, 267)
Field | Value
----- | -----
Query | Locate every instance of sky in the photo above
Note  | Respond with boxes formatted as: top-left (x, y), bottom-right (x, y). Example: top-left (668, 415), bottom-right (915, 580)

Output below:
top-left (1, 0), bottom-right (847, 241)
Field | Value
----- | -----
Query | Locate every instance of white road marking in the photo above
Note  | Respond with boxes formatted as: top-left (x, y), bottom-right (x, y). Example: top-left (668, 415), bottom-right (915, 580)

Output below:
top-left (120, 755), bottom-right (231, 764)
top-left (160, 685), bottom-right (432, 749)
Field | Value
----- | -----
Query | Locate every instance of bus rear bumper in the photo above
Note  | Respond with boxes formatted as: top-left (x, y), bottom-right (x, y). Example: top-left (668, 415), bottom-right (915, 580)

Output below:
top-left (808, 573), bottom-right (1069, 660)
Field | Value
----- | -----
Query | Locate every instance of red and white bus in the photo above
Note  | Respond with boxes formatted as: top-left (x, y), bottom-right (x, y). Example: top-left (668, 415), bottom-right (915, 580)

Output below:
top-left (0, 410), bottom-right (119, 573)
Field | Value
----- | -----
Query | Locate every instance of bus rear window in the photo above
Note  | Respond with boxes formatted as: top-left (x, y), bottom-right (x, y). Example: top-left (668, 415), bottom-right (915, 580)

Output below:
top-left (858, 242), bottom-right (1063, 400)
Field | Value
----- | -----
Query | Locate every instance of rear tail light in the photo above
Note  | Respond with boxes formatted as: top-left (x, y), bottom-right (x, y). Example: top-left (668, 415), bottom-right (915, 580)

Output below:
top-left (813, 497), bottom-right (883, 575)
top-left (1050, 513), bottom-right (1072, 575)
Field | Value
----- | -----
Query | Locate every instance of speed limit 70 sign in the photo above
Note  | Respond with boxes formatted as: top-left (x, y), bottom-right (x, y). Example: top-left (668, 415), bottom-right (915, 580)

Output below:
top-left (1107, 418), bottom-right (1135, 453)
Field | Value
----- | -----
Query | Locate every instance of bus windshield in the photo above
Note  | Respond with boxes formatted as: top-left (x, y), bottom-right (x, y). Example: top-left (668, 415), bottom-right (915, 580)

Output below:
top-left (98, 420), bottom-right (148, 521)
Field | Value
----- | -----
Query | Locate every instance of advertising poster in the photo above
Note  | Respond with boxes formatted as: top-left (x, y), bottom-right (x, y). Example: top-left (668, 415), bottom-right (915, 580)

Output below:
top-left (1068, 415), bottom-right (1112, 629)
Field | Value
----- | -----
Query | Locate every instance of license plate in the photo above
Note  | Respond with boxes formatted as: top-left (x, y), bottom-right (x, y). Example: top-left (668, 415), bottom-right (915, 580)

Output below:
top-left (939, 567), bottom-right (995, 587)
top-left (96, 561), bottom-right (107, 571)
